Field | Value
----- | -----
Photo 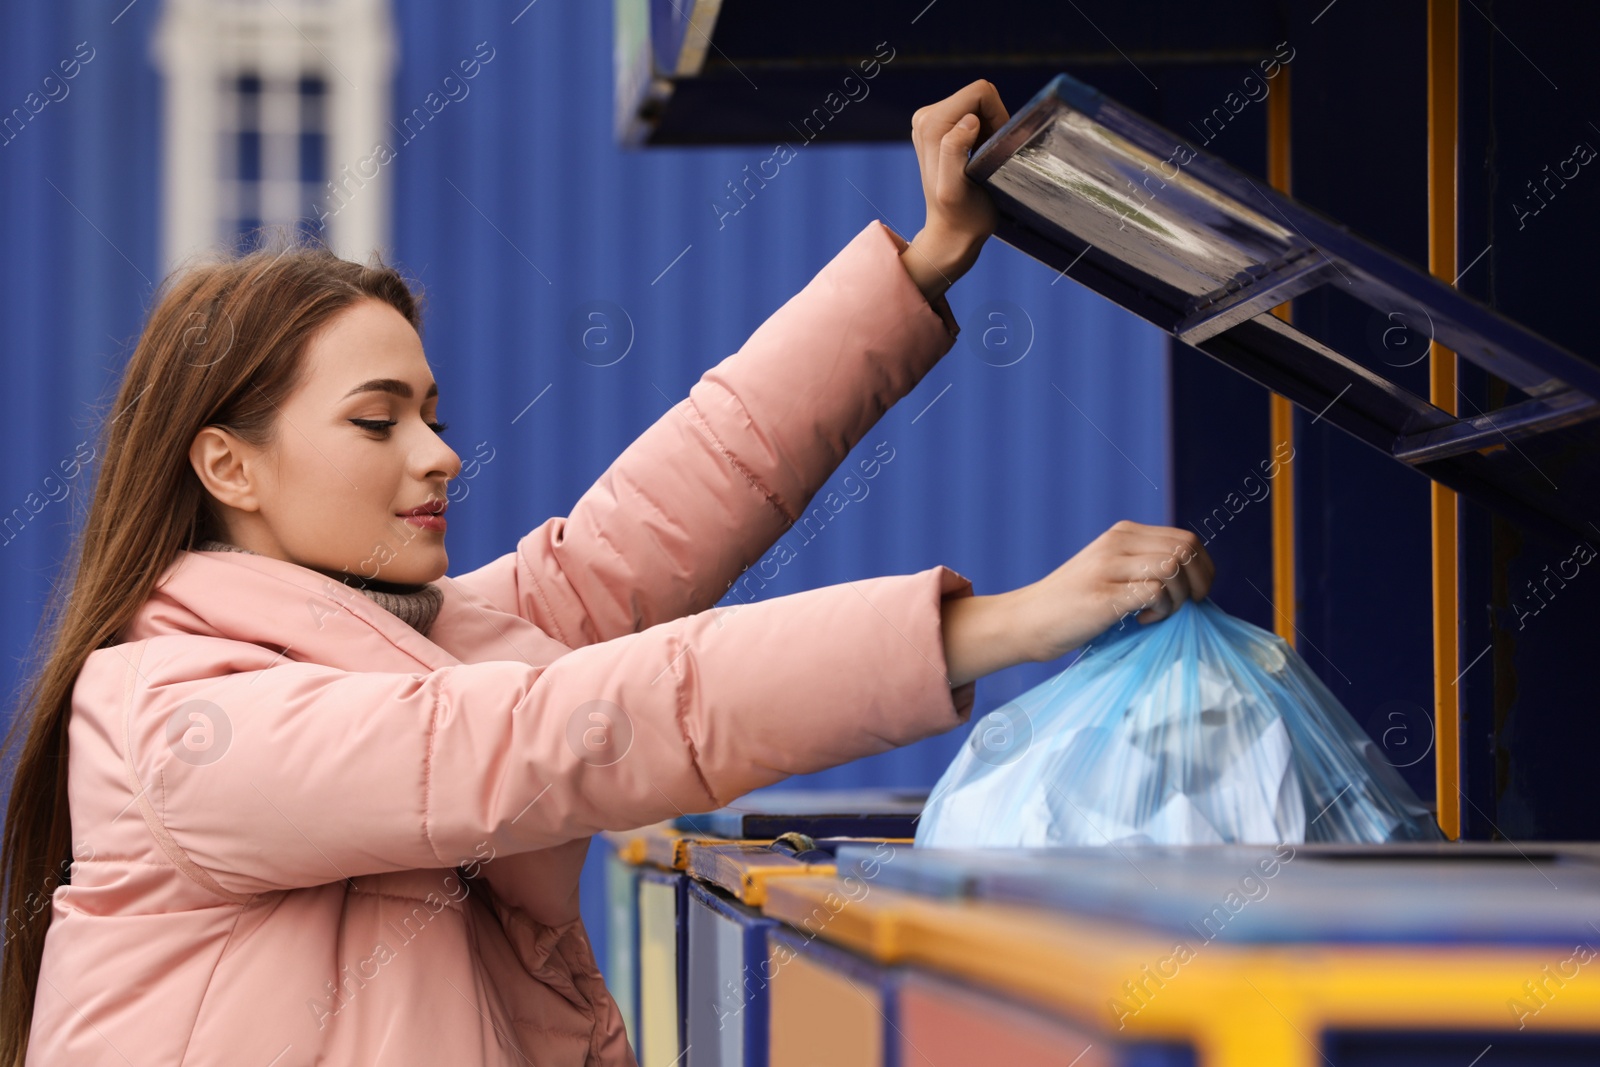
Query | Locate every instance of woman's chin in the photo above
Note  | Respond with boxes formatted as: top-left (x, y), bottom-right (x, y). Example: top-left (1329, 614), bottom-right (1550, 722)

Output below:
top-left (391, 545), bottom-right (448, 585)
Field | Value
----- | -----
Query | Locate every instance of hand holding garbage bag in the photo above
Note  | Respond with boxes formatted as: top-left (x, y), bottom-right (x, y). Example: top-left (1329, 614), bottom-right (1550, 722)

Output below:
top-left (929, 520), bottom-right (1438, 847)
top-left (941, 518), bottom-right (1217, 687)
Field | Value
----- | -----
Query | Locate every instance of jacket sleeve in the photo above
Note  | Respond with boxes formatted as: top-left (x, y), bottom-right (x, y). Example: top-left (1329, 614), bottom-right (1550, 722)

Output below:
top-left (123, 565), bottom-right (977, 897)
top-left (449, 219), bottom-right (961, 648)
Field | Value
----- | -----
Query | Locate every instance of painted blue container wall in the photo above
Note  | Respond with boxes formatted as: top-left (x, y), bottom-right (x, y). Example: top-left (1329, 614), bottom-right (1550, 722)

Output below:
top-left (0, 6), bottom-right (162, 691)
top-left (0, 0), bottom-right (1169, 993)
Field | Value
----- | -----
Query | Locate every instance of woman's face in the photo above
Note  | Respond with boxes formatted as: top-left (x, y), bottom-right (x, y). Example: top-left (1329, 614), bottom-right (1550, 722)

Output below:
top-left (192, 298), bottom-right (463, 585)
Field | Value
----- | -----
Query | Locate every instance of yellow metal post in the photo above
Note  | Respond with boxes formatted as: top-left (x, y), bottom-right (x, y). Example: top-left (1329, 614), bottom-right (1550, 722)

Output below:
top-left (1266, 68), bottom-right (1297, 648)
top-left (1428, 0), bottom-right (1462, 839)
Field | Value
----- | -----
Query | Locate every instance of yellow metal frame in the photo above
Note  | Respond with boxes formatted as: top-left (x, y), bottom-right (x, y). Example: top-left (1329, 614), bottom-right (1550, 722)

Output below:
top-left (690, 843), bottom-right (839, 907)
top-left (1267, 66), bottom-right (1298, 650)
top-left (1429, 0), bottom-right (1462, 839)
top-left (1256, 16), bottom-right (1463, 836)
top-left (764, 877), bottom-right (1600, 1067)
top-left (601, 826), bottom-right (652, 865)
top-left (602, 820), bottom-right (764, 871)
top-left (605, 823), bottom-right (912, 906)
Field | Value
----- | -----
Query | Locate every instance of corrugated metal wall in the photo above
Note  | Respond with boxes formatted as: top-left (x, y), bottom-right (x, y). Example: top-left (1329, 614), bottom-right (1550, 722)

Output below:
top-left (0, 0), bottom-right (1170, 993)
top-left (0, 4), bottom-right (162, 701)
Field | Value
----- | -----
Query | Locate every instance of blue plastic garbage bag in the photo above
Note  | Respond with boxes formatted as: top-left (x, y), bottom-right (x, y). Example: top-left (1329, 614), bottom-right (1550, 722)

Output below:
top-left (915, 597), bottom-right (1440, 848)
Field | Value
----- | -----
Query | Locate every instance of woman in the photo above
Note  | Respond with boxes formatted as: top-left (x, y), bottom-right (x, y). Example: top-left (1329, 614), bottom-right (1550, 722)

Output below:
top-left (0, 81), bottom-right (1211, 1066)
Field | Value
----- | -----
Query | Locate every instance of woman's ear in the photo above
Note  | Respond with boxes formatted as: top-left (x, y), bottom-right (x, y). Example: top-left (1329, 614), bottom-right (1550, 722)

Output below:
top-left (189, 425), bottom-right (261, 513)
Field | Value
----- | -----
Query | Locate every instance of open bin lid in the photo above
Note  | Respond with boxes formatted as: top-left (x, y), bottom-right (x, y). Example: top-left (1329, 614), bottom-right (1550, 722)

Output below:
top-left (966, 73), bottom-right (1600, 546)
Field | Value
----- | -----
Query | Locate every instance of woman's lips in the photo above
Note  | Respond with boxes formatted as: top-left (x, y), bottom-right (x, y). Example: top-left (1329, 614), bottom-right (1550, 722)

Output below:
top-left (399, 513), bottom-right (446, 532)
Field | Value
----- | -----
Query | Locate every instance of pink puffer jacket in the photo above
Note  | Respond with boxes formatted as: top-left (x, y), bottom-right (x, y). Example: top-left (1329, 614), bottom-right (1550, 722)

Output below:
top-left (28, 220), bottom-right (977, 1066)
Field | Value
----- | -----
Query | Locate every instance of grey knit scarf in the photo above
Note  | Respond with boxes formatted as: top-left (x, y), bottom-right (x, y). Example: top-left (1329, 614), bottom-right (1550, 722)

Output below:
top-left (196, 539), bottom-right (443, 637)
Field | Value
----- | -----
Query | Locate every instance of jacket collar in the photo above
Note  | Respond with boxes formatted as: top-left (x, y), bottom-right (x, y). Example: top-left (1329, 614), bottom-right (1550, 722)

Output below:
top-left (122, 547), bottom-right (463, 674)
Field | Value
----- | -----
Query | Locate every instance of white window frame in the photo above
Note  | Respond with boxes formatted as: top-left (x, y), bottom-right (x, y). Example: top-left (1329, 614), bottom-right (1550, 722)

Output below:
top-left (152, 0), bottom-right (396, 270)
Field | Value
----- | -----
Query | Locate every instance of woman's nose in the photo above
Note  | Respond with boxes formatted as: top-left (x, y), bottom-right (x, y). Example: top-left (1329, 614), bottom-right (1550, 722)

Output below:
top-left (417, 431), bottom-right (462, 482)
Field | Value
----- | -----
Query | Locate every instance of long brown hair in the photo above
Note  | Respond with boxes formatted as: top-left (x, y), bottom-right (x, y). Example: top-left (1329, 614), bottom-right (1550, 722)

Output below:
top-left (0, 238), bottom-right (421, 1064)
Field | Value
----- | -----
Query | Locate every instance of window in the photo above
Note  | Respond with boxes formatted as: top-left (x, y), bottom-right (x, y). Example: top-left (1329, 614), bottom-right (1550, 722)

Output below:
top-left (154, 0), bottom-right (395, 268)
top-left (220, 70), bottom-right (329, 249)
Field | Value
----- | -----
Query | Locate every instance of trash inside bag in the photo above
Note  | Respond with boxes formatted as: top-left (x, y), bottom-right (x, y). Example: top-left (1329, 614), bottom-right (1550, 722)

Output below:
top-left (915, 597), bottom-right (1441, 848)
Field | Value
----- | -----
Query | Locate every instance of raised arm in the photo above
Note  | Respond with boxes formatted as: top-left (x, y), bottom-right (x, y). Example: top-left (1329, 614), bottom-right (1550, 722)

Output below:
top-left (454, 78), bottom-right (1013, 647)
top-left (452, 218), bottom-right (961, 647)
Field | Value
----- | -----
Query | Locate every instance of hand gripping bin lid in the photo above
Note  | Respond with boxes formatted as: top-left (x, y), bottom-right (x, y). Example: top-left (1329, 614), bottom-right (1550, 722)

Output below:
top-left (915, 597), bottom-right (1441, 848)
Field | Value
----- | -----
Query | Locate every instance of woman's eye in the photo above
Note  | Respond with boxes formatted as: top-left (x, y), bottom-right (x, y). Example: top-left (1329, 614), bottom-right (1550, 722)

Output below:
top-left (349, 418), bottom-right (449, 436)
top-left (350, 418), bottom-right (396, 435)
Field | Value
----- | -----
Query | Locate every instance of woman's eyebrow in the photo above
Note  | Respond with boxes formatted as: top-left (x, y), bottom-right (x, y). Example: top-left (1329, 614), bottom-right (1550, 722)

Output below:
top-left (340, 378), bottom-right (440, 400)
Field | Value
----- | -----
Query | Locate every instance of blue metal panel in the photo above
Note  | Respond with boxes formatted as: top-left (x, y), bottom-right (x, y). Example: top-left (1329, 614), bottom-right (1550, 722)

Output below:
top-left (1322, 1031), bottom-right (1600, 1065)
top-left (0, 3), bottom-right (162, 735)
top-left (687, 881), bottom-right (776, 1067)
top-left (605, 850), bottom-right (644, 1050)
